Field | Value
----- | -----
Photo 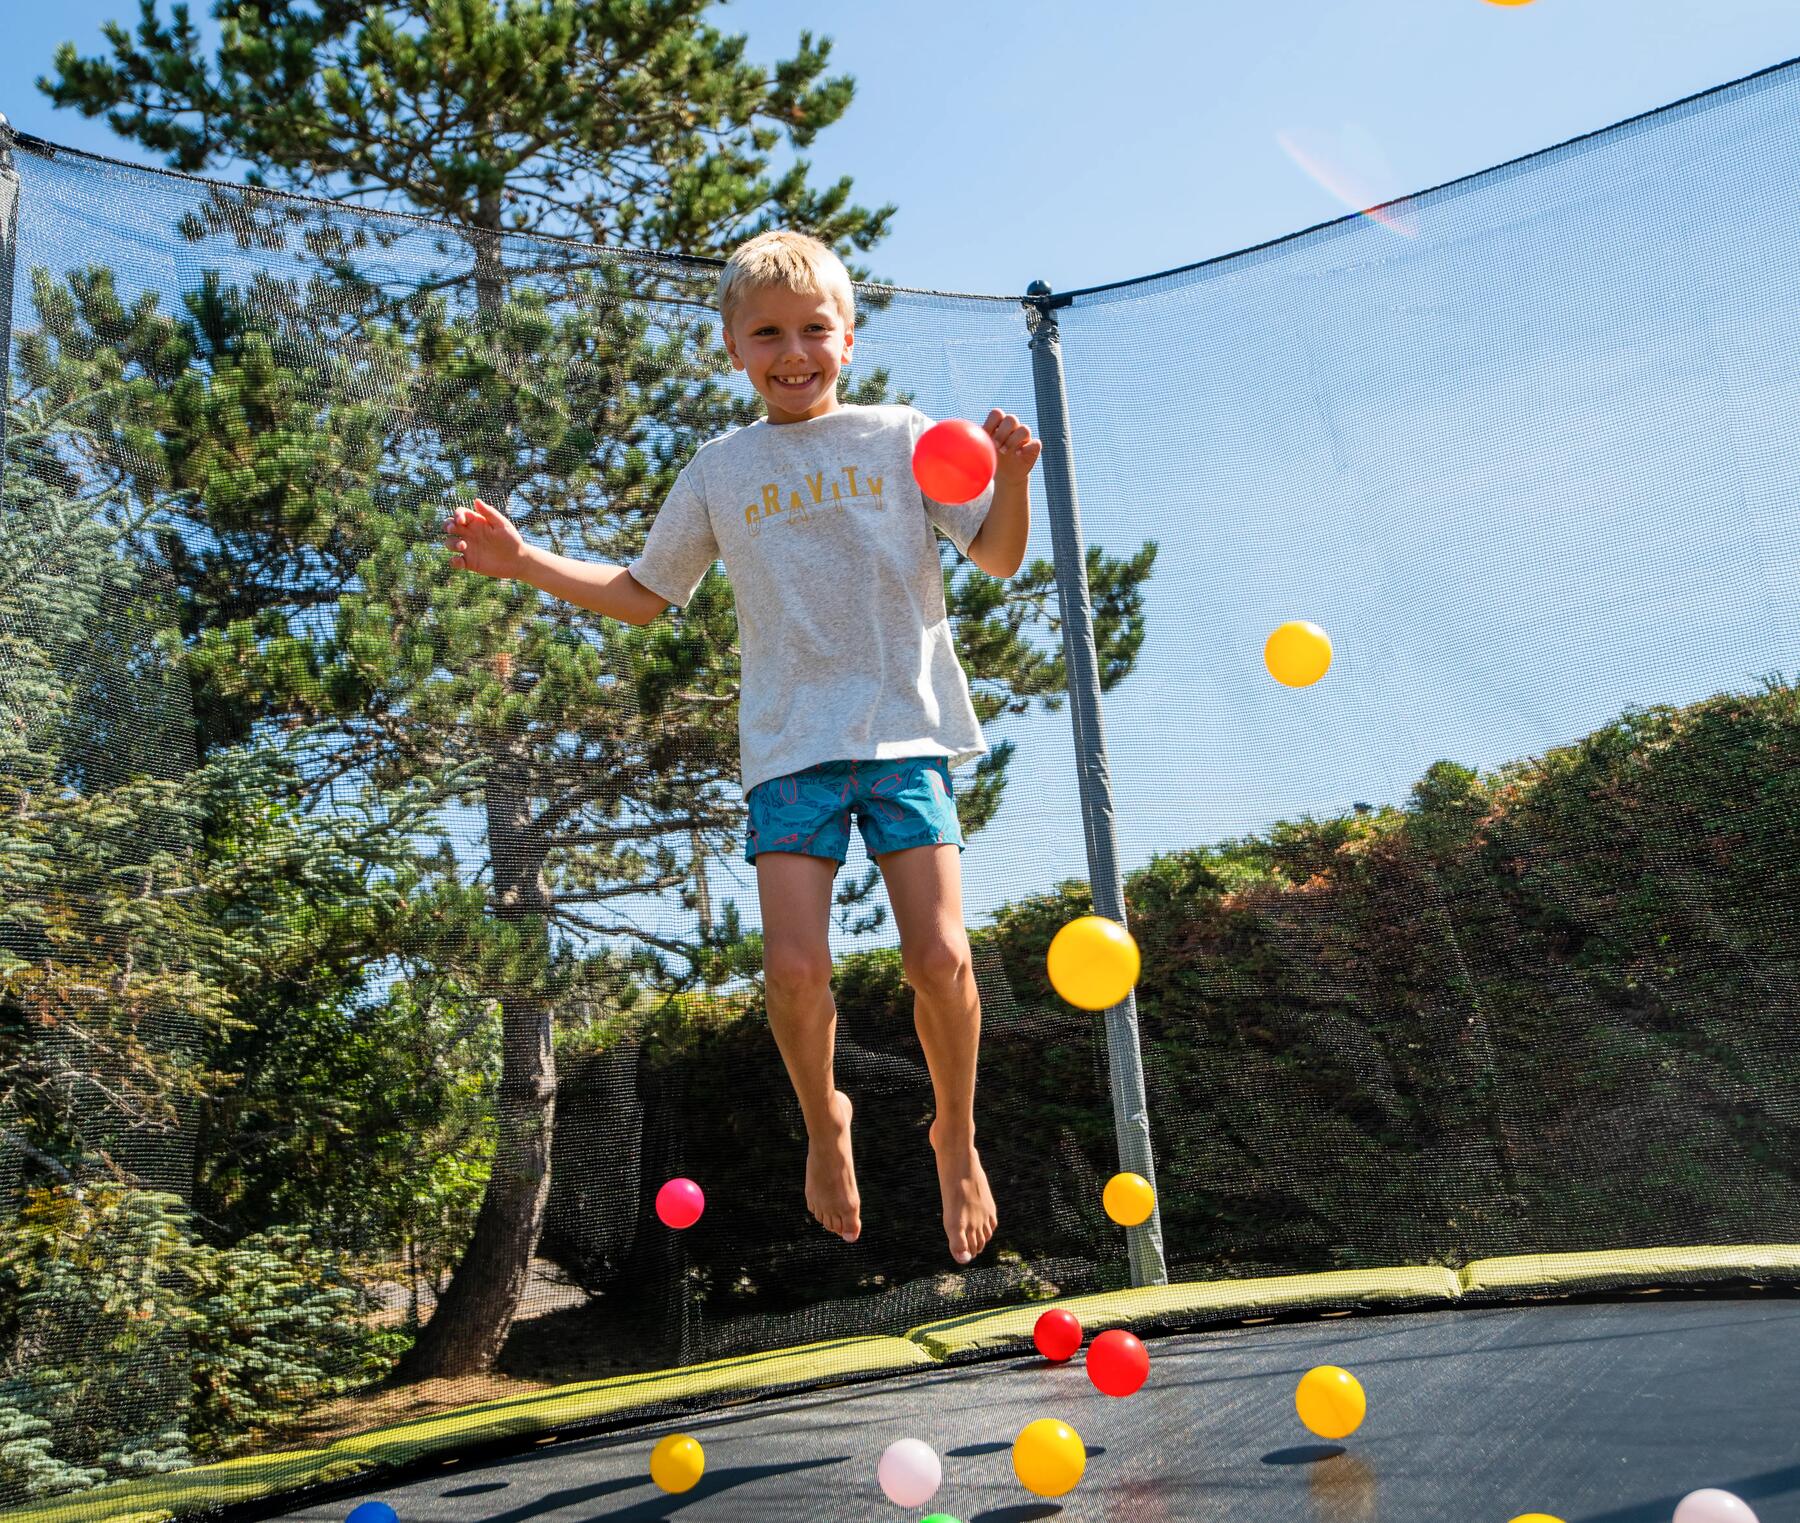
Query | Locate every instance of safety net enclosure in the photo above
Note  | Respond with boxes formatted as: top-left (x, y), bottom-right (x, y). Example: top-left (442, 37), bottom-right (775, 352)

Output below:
top-left (2, 50), bottom-right (1799, 1523)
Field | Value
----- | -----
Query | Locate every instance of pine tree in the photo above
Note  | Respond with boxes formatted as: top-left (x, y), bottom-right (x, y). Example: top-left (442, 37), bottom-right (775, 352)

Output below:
top-left (0, 384), bottom-right (461, 1199)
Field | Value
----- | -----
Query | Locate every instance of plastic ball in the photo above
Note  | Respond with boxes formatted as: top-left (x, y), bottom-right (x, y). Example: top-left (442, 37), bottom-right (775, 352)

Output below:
top-left (346, 1505), bottom-right (397, 1523)
top-left (1033, 1307), bottom-right (1083, 1362)
top-left (650, 1433), bottom-right (705, 1494)
top-left (1264, 620), bottom-right (1334, 687)
top-left (877, 1438), bottom-right (942, 1509)
top-left (1481, 0), bottom-right (1538, 6)
top-left (1046, 915), bottom-right (1141, 1011)
top-left (1085, 1329), bottom-right (1150, 1398)
top-left (655, 1177), bottom-right (705, 1230)
top-left (1674, 1493), bottom-right (1760, 1523)
top-left (1103, 1172), bottom-right (1156, 1228)
top-left (1507, 1516), bottom-right (1567, 1523)
top-left (918, 1516), bottom-right (964, 1523)
top-left (1012, 1418), bottom-right (1086, 1498)
top-left (1295, 1364), bottom-right (1366, 1439)
top-left (912, 418), bottom-right (997, 505)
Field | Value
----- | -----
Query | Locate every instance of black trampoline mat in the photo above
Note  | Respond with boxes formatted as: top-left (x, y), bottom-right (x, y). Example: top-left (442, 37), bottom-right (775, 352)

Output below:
top-left (287, 1298), bottom-right (1800, 1523)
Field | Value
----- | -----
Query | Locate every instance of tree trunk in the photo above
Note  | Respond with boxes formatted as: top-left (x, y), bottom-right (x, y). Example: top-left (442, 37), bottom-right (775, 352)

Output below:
top-left (400, 197), bottom-right (558, 1378)
top-left (399, 744), bottom-right (557, 1376)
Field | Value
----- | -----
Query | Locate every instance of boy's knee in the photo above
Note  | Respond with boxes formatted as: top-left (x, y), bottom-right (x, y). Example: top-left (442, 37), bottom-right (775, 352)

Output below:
top-left (763, 941), bottom-right (834, 1000)
top-left (905, 937), bottom-right (973, 1003)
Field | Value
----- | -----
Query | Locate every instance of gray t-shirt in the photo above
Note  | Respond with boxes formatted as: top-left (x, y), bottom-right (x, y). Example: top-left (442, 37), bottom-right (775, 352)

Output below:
top-left (629, 403), bottom-right (993, 793)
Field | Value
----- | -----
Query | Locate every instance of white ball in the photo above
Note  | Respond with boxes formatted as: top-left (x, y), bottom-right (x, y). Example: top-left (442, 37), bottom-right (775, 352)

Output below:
top-left (1674, 1491), bottom-right (1759, 1523)
top-left (877, 1437), bottom-right (941, 1508)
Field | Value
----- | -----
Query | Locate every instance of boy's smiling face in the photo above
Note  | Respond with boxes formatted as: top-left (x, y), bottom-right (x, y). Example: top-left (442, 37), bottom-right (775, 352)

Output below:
top-left (723, 284), bottom-right (855, 424)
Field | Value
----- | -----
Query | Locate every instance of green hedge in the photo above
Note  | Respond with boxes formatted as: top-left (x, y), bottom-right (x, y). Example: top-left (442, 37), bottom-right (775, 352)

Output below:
top-left (542, 681), bottom-right (1800, 1325)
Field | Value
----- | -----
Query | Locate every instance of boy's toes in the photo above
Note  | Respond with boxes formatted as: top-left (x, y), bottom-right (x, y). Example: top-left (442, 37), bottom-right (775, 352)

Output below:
top-left (951, 1219), bottom-right (992, 1265)
top-left (816, 1202), bottom-right (861, 1243)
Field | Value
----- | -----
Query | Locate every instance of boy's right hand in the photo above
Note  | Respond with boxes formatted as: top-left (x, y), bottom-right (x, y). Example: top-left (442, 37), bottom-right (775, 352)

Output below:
top-left (444, 498), bottom-right (528, 579)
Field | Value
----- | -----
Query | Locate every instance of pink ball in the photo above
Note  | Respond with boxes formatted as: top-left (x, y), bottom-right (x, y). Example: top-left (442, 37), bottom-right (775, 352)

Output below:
top-left (655, 1177), bottom-right (705, 1230)
top-left (877, 1438), bottom-right (941, 1508)
top-left (1674, 1492), bottom-right (1759, 1523)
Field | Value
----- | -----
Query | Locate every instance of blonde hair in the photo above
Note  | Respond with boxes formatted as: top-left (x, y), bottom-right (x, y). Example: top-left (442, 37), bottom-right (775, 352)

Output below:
top-left (717, 230), bottom-right (856, 330)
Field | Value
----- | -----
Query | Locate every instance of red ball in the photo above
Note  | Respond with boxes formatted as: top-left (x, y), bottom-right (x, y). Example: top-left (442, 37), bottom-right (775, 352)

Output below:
top-left (912, 418), bottom-right (997, 505)
top-left (655, 1177), bottom-right (705, 1230)
top-left (1086, 1329), bottom-right (1149, 1397)
top-left (1033, 1308), bottom-right (1083, 1363)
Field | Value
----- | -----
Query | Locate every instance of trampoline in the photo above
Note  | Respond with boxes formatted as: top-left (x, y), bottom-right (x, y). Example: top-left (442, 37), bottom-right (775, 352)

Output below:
top-left (6, 43), bottom-right (1800, 1523)
top-left (282, 1298), bottom-right (1800, 1522)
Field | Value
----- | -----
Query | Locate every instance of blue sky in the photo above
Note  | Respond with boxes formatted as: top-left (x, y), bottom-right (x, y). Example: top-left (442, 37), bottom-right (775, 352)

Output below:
top-left (5, 0), bottom-right (1796, 297)
top-left (6, 1), bottom-right (1800, 942)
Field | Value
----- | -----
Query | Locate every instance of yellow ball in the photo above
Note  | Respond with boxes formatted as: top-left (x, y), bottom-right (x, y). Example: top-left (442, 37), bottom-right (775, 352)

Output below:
top-left (1011, 1418), bottom-right (1086, 1498)
top-left (1482, 1), bottom-right (1538, 6)
top-left (1046, 915), bottom-right (1141, 1011)
top-left (1264, 620), bottom-right (1333, 687)
top-left (1103, 1172), bottom-right (1156, 1228)
top-left (1295, 1365), bottom-right (1366, 1440)
top-left (650, 1433), bottom-right (705, 1494)
top-left (1507, 1517), bottom-right (1567, 1523)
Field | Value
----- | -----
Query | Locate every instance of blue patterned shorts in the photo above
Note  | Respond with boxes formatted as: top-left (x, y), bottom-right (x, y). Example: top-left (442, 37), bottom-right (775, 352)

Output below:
top-left (744, 757), bottom-right (966, 864)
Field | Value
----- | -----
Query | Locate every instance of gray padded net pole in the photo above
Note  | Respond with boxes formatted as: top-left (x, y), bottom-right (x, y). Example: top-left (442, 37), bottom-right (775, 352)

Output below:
top-left (1025, 283), bottom-right (1168, 1288)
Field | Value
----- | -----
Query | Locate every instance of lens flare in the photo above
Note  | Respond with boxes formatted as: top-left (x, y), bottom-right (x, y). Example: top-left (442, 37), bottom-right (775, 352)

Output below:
top-left (1275, 124), bottom-right (1418, 237)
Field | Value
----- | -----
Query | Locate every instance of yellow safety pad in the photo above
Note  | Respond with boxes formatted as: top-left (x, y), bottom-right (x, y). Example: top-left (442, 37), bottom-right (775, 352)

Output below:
top-left (907, 1265), bottom-right (1463, 1359)
top-left (1462, 1244), bottom-right (1800, 1297)
top-left (2, 1335), bottom-right (933, 1523)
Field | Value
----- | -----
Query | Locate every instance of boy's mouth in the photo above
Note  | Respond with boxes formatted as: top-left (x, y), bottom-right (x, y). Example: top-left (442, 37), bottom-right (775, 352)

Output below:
top-left (772, 373), bottom-right (817, 391)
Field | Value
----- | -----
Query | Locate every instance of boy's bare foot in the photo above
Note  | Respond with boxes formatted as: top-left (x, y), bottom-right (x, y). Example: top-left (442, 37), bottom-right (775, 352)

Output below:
top-left (806, 1089), bottom-right (862, 1243)
top-left (929, 1119), bottom-right (998, 1265)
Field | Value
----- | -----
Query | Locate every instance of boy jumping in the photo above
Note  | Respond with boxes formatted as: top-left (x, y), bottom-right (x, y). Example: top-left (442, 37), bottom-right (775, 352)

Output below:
top-left (445, 230), bottom-right (1039, 1265)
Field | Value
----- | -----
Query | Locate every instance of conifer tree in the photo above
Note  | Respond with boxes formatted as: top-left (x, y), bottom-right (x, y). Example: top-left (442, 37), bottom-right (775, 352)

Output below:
top-left (39, 1), bottom-right (1157, 1375)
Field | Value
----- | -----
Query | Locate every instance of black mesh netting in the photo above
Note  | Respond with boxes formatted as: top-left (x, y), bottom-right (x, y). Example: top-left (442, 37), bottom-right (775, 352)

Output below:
top-left (3, 56), bottom-right (1800, 1517)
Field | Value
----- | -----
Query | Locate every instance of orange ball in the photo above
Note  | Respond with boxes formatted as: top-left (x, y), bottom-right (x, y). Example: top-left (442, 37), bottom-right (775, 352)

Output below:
top-left (1012, 1419), bottom-right (1085, 1498)
top-left (1264, 620), bottom-right (1333, 687)
top-left (1295, 1365), bottom-right (1366, 1439)
top-left (650, 1434), bottom-right (704, 1494)
top-left (1102, 1172), bottom-right (1156, 1228)
top-left (1046, 915), bottom-right (1141, 1011)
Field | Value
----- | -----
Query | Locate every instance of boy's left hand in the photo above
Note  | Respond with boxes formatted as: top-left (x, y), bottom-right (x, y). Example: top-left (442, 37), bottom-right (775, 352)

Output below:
top-left (985, 409), bottom-right (1041, 483)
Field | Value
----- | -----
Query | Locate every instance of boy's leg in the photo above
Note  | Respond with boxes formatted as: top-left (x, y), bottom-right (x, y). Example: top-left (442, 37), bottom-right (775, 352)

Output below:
top-left (755, 850), bottom-right (862, 1243)
top-left (874, 842), bottom-right (998, 1265)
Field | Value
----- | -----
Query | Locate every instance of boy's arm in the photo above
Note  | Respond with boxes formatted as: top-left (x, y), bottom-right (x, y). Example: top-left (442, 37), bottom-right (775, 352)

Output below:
top-left (516, 544), bottom-right (671, 626)
top-left (445, 498), bottom-right (670, 625)
top-left (965, 410), bottom-right (1041, 579)
top-left (967, 476), bottom-right (1029, 579)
